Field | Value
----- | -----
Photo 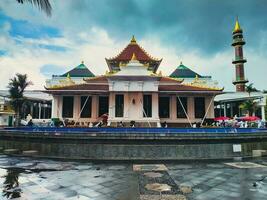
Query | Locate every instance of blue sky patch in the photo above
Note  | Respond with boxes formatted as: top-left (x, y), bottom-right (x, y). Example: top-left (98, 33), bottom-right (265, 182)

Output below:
top-left (0, 50), bottom-right (7, 56)
top-left (0, 11), bottom-right (62, 39)
top-left (40, 64), bottom-right (66, 77)
top-left (39, 44), bottom-right (67, 52)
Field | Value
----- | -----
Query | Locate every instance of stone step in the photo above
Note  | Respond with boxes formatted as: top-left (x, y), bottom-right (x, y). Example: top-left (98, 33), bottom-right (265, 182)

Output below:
top-left (22, 150), bottom-right (38, 156)
top-left (4, 149), bottom-right (20, 154)
top-left (252, 150), bottom-right (267, 157)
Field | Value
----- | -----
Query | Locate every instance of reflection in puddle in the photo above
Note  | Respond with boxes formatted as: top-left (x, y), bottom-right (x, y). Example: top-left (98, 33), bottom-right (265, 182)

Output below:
top-left (2, 168), bottom-right (22, 199)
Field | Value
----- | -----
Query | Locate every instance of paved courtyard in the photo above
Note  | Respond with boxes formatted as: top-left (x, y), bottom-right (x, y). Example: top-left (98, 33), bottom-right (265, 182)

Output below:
top-left (0, 155), bottom-right (267, 199)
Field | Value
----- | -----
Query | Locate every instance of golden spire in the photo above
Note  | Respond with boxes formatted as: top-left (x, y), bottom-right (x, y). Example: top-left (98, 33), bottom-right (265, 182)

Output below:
top-left (81, 60), bottom-right (84, 64)
top-left (67, 73), bottom-right (70, 79)
top-left (131, 53), bottom-right (137, 61)
top-left (233, 17), bottom-right (242, 32)
top-left (131, 35), bottom-right (136, 44)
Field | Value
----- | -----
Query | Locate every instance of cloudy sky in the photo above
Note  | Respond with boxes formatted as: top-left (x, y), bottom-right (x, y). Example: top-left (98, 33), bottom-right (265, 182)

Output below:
top-left (0, 0), bottom-right (266, 91)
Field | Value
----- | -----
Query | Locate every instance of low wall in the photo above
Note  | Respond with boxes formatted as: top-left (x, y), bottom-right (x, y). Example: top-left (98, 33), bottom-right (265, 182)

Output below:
top-left (0, 130), bottom-right (267, 160)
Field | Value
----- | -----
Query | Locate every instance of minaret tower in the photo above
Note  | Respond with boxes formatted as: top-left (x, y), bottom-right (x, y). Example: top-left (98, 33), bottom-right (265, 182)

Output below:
top-left (232, 18), bottom-right (248, 92)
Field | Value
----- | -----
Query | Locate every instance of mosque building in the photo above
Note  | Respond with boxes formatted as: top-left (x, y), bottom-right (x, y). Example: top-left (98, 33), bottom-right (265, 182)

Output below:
top-left (45, 35), bottom-right (223, 127)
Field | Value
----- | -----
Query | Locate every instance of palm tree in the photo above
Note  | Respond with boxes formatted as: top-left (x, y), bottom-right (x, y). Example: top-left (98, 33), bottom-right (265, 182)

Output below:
top-left (16, 0), bottom-right (52, 16)
top-left (239, 100), bottom-right (257, 116)
top-left (8, 73), bottom-right (32, 126)
top-left (246, 83), bottom-right (258, 96)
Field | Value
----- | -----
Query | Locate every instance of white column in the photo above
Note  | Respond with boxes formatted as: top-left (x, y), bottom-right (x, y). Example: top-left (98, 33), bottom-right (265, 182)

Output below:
top-left (92, 95), bottom-right (98, 120)
top-left (205, 96), bottom-right (215, 118)
top-left (152, 93), bottom-right (159, 119)
top-left (30, 104), bottom-right (34, 117)
top-left (58, 96), bottom-right (63, 119)
top-left (230, 103), bottom-right (233, 117)
top-left (258, 97), bottom-right (266, 121)
top-left (73, 96), bottom-right (80, 120)
top-left (170, 95), bottom-right (177, 120)
top-left (188, 97), bottom-right (194, 119)
top-left (124, 92), bottom-right (129, 118)
top-left (52, 96), bottom-right (58, 118)
top-left (261, 105), bottom-right (266, 121)
top-left (43, 104), bottom-right (47, 119)
top-left (224, 103), bottom-right (227, 117)
top-left (138, 92), bottom-right (143, 119)
top-left (108, 93), bottom-right (115, 120)
top-left (38, 103), bottom-right (41, 119)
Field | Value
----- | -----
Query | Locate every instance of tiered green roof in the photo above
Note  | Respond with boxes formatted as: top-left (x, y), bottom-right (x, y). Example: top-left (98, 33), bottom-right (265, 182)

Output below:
top-left (60, 61), bottom-right (95, 78)
top-left (169, 62), bottom-right (204, 78)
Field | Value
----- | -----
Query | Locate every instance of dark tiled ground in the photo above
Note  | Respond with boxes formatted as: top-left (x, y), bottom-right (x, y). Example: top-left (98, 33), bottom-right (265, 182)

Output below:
top-left (0, 155), bottom-right (267, 200)
top-left (167, 163), bottom-right (267, 200)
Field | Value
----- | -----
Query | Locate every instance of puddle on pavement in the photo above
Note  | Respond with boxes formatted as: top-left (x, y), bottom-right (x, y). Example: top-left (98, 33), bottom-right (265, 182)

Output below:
top-left (0, 167), bottom-right (60, 199)
top-left (1, 168), bottom-right (22, 199)
top-left (0, 156), bottom-right (139, 200)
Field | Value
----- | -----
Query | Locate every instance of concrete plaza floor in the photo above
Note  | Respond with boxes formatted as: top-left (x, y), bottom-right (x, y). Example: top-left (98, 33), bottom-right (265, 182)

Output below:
top-left (0, 155), bottom-right (267, 199)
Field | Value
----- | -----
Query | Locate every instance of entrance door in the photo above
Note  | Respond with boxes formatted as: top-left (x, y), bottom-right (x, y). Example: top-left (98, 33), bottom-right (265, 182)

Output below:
top-left (98, 96), bottom-right (109, 117)
top-left (8, 116), bottom-right (13, 127)
top-left (115, 94), bottom-right (124, 117)
top-left (159, 97), bottom-right (170, 118)
top-left (143, 94), bottom-right (152, 117)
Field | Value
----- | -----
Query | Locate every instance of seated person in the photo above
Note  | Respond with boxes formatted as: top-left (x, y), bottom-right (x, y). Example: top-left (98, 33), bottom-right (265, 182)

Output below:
top-left (162, 121), bottom-right (168, 128)
top-left (101, 113), bottom-right (108, 126)
top-left (130, 120), bottom-right (135, 128)
top-left (118, 121), bottom-right (124, 127)
top-left (27, 119), bottom-right (33, 126)
top-left (98, 121), bottom-right (103, 127)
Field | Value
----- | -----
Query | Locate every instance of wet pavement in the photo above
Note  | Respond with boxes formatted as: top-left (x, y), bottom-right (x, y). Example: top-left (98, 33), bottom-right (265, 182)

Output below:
top-left (0, 155), bottom-right (267, 199)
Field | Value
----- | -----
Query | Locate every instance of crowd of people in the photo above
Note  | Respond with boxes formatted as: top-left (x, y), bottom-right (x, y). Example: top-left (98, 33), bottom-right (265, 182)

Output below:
top-left (211, 119), bottom-right (266, 128)
top-left (24, 113), bottom-right (266, 129)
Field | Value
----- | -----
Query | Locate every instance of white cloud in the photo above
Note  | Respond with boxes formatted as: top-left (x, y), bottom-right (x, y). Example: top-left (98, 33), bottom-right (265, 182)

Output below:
top-left (0, 26), bottom-right (123, 89)
top-left (0, 25), bottom-right (266, 91)
top-left (139, 35), bottom-right (267, 91)
top-left (0, 1), bottom-right (266, 92)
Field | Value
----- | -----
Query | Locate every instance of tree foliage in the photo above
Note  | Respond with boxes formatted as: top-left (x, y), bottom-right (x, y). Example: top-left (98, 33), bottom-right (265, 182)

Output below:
top-left (16, 0), bottom-right (52, 16)
top-left (239, 99), bottom-right (257, 116)
top-left (8, 73), bottom-right (32, 126)
top-left (245, 83), bottom-right (258, 96)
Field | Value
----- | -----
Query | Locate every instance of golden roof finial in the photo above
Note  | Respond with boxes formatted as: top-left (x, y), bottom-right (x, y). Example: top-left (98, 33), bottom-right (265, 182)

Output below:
top-left (81, 60), bottom-right (84, 64)
top-left (131, 53), bottom-right (137, 61)
top-left (131, 35), bottom-right (136, 44)
top-left (67, 73), bottom-right (71, 79)
top-left (180, 61), bottom-right (183, 65)
top-left (234, 17), bottom-right (242, 32)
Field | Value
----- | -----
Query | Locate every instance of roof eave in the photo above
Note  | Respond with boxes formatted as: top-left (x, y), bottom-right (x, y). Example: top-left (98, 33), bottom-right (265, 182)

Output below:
top-left (159, 90), bottom-right (223, 94)
top-left (153, 59), bottom-right (163, 73)
top-left (105, 58), bottom-right (113, 72)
